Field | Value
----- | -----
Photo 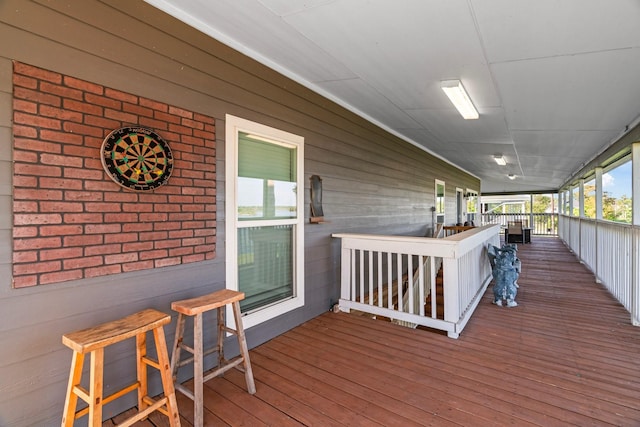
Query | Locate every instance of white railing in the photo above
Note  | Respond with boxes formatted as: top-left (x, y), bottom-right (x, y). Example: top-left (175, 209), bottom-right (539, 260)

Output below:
top-left (560, 215), bottom-right (639, 325)
top-left (332, 224), bottom-right (500, 338)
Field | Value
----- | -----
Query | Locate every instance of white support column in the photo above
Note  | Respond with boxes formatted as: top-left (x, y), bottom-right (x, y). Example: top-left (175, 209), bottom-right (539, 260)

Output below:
top-left (595, 167), bottom-right (603, 220)
top-left (579, 179), bottom-right (585, 218)
top-left (632, 143), bottom-right (640, 325)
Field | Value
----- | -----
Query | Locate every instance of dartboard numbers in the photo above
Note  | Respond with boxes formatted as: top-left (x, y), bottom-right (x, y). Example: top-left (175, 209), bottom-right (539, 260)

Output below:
top-left (101, 127), bottom-right (174, 191)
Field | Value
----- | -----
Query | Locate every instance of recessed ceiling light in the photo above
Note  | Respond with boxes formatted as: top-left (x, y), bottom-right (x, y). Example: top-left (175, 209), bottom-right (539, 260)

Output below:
top-left (441, 80), bottom-right (479, 120)
top-left (493, 155), bottom-right (507, 166)
top-left (508, 174), bottom-right (516, 180)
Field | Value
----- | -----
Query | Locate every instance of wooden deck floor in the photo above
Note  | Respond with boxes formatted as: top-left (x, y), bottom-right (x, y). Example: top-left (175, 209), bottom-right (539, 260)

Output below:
top-left (115, 237), bottom-right (640, 426)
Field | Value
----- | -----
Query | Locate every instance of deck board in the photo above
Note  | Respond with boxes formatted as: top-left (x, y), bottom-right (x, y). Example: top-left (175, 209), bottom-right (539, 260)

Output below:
top-left (111, 237), bottom-right (640, 426)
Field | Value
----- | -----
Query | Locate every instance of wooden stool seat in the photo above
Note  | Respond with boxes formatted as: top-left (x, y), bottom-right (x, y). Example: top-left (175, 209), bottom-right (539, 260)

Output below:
top-left (171, 289), bottom-right (255, 427)
top-left (61, 308), bottom-right (180, 426)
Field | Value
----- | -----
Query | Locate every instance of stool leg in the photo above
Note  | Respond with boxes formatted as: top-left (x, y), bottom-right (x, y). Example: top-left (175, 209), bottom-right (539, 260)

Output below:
top-left (231, 301), bottom-right (256, 394)
top-left (217, 306), bottom-right (224, 368)
top-left (170, 313), bottom-right (186, 382)
top-left (194, 312), bottom-right (204, 427)
top-left (136, 332), bottom-right (148, 414)
top-left (89, 348), bottom-right (104, 426)
top-left (153, 325), bottom-right (181, 427)
top-left (61, 351), bottom-right (84, 427)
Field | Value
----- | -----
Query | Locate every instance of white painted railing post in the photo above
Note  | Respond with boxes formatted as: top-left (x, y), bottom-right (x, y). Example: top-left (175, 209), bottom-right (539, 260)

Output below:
top-left (340, 245), bottom-right (351, 312)
top-left (443, 258), bottom-right (460, 338)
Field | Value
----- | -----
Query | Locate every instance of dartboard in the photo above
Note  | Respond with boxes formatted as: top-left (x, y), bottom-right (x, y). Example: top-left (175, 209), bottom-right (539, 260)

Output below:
top-left (101, 127), bottom-right (174, 191)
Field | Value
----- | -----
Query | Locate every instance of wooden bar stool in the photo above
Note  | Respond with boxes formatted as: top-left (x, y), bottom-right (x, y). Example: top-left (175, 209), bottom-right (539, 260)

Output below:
top-left (61, 308), bottom-right (180, 427)
top-left (170, 289), bottom-right (255, 426)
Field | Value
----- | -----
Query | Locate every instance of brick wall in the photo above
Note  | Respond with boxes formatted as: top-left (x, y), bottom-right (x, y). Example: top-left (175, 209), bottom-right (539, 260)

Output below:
top-left (12, 62), bottom-right (216, 288)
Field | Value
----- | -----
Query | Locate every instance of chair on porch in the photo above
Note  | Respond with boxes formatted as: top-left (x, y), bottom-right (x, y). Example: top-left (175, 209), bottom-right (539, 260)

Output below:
top-left (505, 221), bottom-right (524, 243)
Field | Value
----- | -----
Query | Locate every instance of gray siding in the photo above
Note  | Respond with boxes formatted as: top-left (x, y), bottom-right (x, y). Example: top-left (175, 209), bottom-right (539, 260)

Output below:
top-left (0, 1), bottom-right (479, 425)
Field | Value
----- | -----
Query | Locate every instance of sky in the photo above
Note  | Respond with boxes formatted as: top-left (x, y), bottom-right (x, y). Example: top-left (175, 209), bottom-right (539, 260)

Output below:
top-left (602, 160), bottom-right (632, 199)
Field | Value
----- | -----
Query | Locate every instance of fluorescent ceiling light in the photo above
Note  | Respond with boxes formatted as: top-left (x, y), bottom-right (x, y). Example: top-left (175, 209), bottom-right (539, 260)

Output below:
top-left (441, 80), bottom-right (479, 120)
top-left (493, 155), bottom-right (507, 166)
top-left (508, 174), bottom-right (516, 180)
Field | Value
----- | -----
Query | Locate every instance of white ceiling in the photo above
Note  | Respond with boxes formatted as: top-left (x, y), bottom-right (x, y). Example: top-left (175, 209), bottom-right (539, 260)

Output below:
top-left (145, 0), bottom-right (640, 193)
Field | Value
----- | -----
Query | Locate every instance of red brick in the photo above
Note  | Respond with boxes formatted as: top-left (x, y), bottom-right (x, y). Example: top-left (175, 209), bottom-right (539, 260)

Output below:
top-left (154, 239), bottom-right (180, 249)
top-left (123, 102), bottom-right (153, 117)
top-left (84, 114), bottom-right (120, 130)
top-left (181, 117), bottom-right (205, 130)
top-left (205, 250), bottom-right (216, 260)
top-left (40, 105), bottom-right (83, 122)
top-left (14, 139), bottom-right (62, 154)
top-left (180, 169), bottom-right (205, 180)
top-left (14, 213), bottom-right (63, 227)
top-left (123, 222), bottom-right (153, 232)
top-left (104, 232), bottom-right (138, 244)
top-left (180, 152), bottom-right (204, 163)
top-left (182, 237), bottom-right (205, 247)
top-left (13, 150), bottom-right (38, 163)
top-left (13, 202), bottom-right (38, 213)
top-left (83, 158), bottom-right (103, 170)
top-left (40, 225), bottom-right (83, 236)
top-left (84, 244), bottom-right (120, 256)
top-left (153, 221), bottom-right (180, 231)
top-left (139, 231), bottom-right (168, 241)
top-left (169, 123), bottom-right (193, 136)
top-left (183, 254), bottom-right (206, 263)
top-left (62, 121), bottom-right (104, 137)
top-left (123, 241), bottom-right (154, 252)
top-left (169, 246), bottom-right (193, 256)
top-left (139, 97), bottom-right (168, 112)
top-left (64, 76), bottom-right (103, 94)
top-left (105, 192), bottom-right (138, 203)
top-left (193, 113), bottom-right (215, 125)
top-left (64, 234), bottom-right (103, 246)
top-left (63, 98), bottom-right (102, 115)
top-left (13, 226), bottom-right (38, 238)
top-left (13, 125), bottom-right (38, 138)
top-left (39, 178), bottom-right (82, 190)
top-left (13, 74), bottom-right (38, 89)
top-left (63, 213), bottom-right (103, 223)
top-left (13, 237), bottom-right (62, 251)
top-left (195, 244), bottom-right (215, 254)
top-left (179, 221), bottom-right (206, 230)
top-left (12, 275), bottom-right (38, 288)
top-left (85, 265), bottom-right (122, 278)
top-left (40, 247), bottom-right (84, 261)
top-left (169, 229), bottom-right (194, 239)
top-left (84, 92), bottom-right (120, 109)
top-left (14, 87), bottom-right (61, 107)
top-left (85, 202), bottom-right (122, 213)
top-left (14, 163), bottom-right (62, 178)
top-left (104, 213), bottom-right (137, 223)
top-left (105, 87), bottom-right (138, 103)
top-left (39, 129), bottom-right (84, 145)
top-left (138, 116), bottom-right (168, 131)
top-left (169, 177), bottom-right (193, 187)
top-left (193, 228), bottom-right (215, 237)
top-left (122, 260), bottom-right (154, 272)
top-left (139, 249), bottom-right (168, 260)
top-left (40, 81), bottom-right (83, 100)
top-left (40, 202), bottom-right (83, 213)
top-left (84, 223), bottom-right (121, 234)
top-left (167, 212), bottom-right (194, 221)
top-left (15, 62), bottom-right (62, 84)
top-left (104, 108), bottom-right (137, 123)
top-left (65, 168), bottom-right (104, 181)
top-left (14, 99), bottom-right (38, 114)
top-left (63, 191), bottom-right (103, 202)
top-left (64, 256), bottom-right (103, 269)
top-left (14, 260), bottom-right (61, 275)
top-left (153, 110), bottom-right (180, 125)
top-left (154, 257), bottom-right (180, 267)
top-left (40, 153), bottom-right (84, 168)
top-left (139, 213), bottom-right (168, 223)
top-left (105, 253), bottom-right (138, 264)
top-left (121, 202), bottom-right (152, 214)
top-left (168, 105), bottom-right (192, 119)
top-left (40, 270), bottom-right (83, 285)
top-left (14, 111), bottom-right (61, 130)
top-left (13, 251), bottom-right (38, 263)
top-left (193, 129), bottom-right (216, 141)
top-left (63, 145), bottom-right (97, 158)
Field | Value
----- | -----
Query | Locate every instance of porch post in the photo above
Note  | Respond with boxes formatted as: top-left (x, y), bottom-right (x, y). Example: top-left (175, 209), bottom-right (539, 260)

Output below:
top-left (595, 167), bottom-right (603, 284)
top-left (632, 143), bottom-right (640, 325)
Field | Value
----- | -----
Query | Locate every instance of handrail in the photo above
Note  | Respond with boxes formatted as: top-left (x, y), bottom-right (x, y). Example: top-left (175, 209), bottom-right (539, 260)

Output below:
top-left (332, 224), bottom-right (500, 338)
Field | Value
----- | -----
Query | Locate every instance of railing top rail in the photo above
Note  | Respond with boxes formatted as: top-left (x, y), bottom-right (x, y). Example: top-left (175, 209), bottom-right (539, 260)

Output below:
top-left (332, 224), bottom-right (500, 259)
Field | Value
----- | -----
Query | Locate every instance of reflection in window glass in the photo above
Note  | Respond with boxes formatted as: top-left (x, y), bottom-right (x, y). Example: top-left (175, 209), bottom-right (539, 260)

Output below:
top-left (436, 181), bottom-right (445, 224)
top-left (603, 160), bottom-right (632, 224)
top-left (571, 187), bottom-right (579, 216)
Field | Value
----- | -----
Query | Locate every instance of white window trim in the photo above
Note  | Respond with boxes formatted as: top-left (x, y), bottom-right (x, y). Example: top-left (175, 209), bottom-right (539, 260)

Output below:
top-left (225, 114), bottom-right (305, 330)
top-left (435, 179), bottom-right (445, 224)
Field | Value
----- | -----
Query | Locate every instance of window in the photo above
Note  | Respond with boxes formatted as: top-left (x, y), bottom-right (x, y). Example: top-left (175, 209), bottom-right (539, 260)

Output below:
top-left (602, 159), bottom-right (632, 223)
top-left (571, 186), bottom-right (580, 216)
top-left (465, 190), bottom-right (478, 224)
top-left (226, 115), bottom-right (304, 329)
top-left (435, 180), bottom-right (445, 224)
top-left (584, 178), bottom-right (596, 218)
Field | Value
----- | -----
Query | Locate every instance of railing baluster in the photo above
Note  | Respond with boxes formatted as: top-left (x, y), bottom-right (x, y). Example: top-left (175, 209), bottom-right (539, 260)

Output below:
top-left (368, 250), bottom-right (374, 306)
top-left (377, 252), bottom-right (383, 308)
